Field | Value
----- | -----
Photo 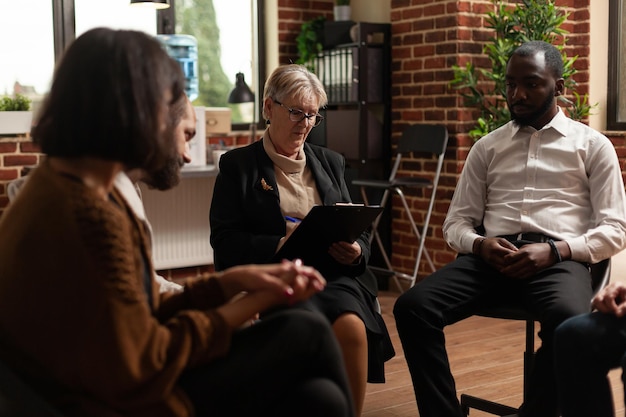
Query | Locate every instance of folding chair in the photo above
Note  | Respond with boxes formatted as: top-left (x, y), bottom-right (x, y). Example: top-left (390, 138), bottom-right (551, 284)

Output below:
top-left (459, 258), bottom-right (612, 416)
top-left (352, 124), bottom-right (448, 290)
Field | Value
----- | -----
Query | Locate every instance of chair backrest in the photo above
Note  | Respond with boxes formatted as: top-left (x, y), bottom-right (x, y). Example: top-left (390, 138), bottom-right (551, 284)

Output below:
top-left (389, 124), bottom-right (448, 181)
top-left (397, 124), bottom-right (449, 155)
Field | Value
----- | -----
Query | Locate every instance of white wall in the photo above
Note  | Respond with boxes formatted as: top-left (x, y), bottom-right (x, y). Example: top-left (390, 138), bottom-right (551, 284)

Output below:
top-left (350, 0), bottom-right (390, 23)
top-left (589, 0), bottom-right (609, 132)
top-left (265, 0), bottom-right (280, 75)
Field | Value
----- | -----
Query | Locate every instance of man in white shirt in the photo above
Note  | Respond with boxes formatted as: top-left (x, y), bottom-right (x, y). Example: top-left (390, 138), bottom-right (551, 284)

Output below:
top-left (8, 95), bottom-right (197, 293)
top-left (394, 41), bottom-right (626, 417)
top-left (116, 94), bottom-right (197, 293)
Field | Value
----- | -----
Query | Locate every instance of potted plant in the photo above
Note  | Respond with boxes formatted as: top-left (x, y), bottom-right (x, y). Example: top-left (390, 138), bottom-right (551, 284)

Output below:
top-left (334, 0), bottom-right (351, 21)
top-left (449, 0), bottom-right (594, 140)
top-left (296, 16), bottom-right (326, 71)
top-left (0, 94), bottom-right (33, 135)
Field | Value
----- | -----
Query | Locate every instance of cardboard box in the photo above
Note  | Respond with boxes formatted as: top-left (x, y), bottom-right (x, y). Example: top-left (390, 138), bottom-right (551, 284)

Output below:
top-left (205, 107), bottom-right (231, 134)
top-left (187, 106), bottom-right (207, 166)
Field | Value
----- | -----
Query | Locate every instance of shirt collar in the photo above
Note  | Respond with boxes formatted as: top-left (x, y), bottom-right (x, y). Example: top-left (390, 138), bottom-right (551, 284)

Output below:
top-left (510, 106), bottom-right (567, 138)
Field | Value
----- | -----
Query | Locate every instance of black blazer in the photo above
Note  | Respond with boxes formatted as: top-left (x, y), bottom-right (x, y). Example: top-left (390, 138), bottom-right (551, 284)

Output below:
top-left (210, 139), bottom-right (377, 295)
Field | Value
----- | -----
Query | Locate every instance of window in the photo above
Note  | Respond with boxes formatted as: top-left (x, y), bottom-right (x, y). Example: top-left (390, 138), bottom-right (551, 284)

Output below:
top-left (0, 0), bottom-right (54, 112)
top-left (159, 0), bottom-right (265, 129)
top-left (75, 0), bottom-right (158, 37)
top-left (607, 0), bottom-right (626, 130)
top-left (0, 0), bottom-right (264, 131)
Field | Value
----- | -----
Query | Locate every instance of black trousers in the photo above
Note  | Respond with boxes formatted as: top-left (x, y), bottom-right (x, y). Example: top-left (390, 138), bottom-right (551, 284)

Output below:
top-left (179, 309), bottom-right (354, 417)
top-left (393, 253), bottom-right (593, 417)
top-left (555, 311), bottom-right (626, 417)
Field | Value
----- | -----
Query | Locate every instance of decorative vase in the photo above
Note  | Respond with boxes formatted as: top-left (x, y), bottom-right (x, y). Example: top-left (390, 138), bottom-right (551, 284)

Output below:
top-left (333, 5), bottom-right (351, 21)
top-left (0, 111), bottom-right (33, 135)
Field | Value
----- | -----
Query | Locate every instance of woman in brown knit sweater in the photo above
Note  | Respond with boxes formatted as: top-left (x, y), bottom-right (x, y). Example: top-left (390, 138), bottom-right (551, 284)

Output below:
top-left (0, 28), bottom-right (353, 417)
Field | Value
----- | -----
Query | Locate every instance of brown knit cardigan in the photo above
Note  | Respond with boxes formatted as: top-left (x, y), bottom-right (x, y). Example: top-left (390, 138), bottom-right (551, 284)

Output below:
top-left (0, 161), bottom-right (231, 417)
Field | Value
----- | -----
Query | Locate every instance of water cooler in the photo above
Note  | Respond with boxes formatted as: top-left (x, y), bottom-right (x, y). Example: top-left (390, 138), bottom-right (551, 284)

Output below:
top-left (157, 34), bottom-right (199, 101)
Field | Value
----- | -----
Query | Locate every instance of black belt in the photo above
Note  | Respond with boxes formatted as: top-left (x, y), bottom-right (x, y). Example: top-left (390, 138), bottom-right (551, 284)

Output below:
top-left (498, 233), bottom-right (556, 243)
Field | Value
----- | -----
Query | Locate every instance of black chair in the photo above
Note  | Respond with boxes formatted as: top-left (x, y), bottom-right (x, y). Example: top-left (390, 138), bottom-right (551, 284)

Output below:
top-left (459, 257), bottom-right (612, 416)
top-left (0, 357), bottom-right (65, 417)
top-left (352, 124), bottom-right (448, 290)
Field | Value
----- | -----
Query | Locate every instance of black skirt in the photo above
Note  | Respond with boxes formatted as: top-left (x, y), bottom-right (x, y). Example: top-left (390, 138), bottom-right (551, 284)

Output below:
top-left (297, 275), bottom-right (396, 383)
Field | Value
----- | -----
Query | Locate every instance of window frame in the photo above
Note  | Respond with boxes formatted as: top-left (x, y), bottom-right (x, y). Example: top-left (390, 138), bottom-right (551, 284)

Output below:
top-left (607, 0), bottom-right (626, 130)
top-left (157, 0), bottom-right (265, 131)
top-left (52, 0), bottom-right (75, 59)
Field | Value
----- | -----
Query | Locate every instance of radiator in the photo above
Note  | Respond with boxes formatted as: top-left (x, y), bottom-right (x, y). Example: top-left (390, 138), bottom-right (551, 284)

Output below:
top-left (139, 173), bottom-right (215, 270)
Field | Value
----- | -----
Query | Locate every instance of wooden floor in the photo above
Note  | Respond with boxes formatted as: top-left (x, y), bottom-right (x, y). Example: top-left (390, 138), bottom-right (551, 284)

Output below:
top-left (362, 290), bottom-right (625, 417)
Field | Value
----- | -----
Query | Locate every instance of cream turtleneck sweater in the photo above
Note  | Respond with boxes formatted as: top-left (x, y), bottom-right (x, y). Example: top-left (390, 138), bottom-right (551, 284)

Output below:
top-left (262, 134), bottom-right (322, 233)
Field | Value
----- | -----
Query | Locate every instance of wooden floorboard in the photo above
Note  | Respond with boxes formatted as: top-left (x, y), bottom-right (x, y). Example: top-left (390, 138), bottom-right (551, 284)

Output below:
top-left (363, 290), bottom-right (624, 417)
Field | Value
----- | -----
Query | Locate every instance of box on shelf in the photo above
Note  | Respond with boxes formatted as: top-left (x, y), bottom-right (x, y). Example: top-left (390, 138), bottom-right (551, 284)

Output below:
top-left (205, 107), bottom-right (231, 134)
top-left (187, 106), bottom-right (207, 166)
top-left (323, 21), bottom-right (355, 49)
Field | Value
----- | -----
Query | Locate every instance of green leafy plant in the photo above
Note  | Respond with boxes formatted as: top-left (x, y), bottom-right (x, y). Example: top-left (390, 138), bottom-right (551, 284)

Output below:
top-left (296, 16), bottom-right (326, 71)
top-left (450, 0), bottom-right (595, 140)
top-left (0, 94), bottom-right (31, 111)
top-left (336, 0), bottom-right (350, 5)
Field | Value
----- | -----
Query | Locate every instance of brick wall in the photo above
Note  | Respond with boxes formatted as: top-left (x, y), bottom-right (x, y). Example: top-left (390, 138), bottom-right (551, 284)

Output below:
top-left (0, 136), bottom-right (42, 216)
top-left (277, 0), bottom-right (333, 65)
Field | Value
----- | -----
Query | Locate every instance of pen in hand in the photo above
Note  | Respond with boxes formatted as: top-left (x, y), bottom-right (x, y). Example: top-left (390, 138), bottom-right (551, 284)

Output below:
top-left (285, 216), bottom-right (301, 224)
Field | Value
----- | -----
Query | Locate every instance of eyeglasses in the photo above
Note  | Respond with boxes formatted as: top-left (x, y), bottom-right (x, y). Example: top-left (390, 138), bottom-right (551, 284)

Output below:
top-left (273, 100), bottom-right (324, 127)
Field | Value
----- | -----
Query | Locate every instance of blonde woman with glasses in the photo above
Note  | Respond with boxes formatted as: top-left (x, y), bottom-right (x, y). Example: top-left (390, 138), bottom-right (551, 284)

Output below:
top-left (210, 64), bottom-right (395, 417)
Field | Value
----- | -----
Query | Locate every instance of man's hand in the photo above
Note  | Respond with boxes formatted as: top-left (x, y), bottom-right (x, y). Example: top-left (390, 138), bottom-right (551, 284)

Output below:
top-left (477, 238), bottom-right (556, 279)
top-left (215, 260), bottom-right (326, 329)
top-left (477, 237), bottom-right (518, 270)
top-left (499, 243), bottom-right (554, 279)
top-left (219, 261), bottom-right (325, 303)
top-left (592, 282), bottom-right (626, 317)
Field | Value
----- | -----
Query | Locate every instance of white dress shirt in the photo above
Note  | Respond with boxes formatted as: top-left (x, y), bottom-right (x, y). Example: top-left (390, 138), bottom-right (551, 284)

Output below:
top-left (444, 108), bottom-right (626, 264)
top-left (114, 173), bottom-right (184, 293)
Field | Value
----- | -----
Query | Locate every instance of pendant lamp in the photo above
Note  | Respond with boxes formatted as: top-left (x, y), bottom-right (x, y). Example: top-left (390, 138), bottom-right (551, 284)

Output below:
top-left (227, 73), bottom-right (255, 104)
top-left (227, 73), bottom-right (257, 143)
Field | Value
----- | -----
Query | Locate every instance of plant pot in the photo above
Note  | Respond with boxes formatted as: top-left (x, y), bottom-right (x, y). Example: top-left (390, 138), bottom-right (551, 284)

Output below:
top-left (0, 111), bottom-right (33, 135)
top-left (333, 5), bottom-right (351, 21)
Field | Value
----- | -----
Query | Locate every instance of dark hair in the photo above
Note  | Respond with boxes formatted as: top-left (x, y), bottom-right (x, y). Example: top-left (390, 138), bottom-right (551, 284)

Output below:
top-left (32, 27), bottom-right (185, 172)
top-left (510, 40), bottom-right (564, 79)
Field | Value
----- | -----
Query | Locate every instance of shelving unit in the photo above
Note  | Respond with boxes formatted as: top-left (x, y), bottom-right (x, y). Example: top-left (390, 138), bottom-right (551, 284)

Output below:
top-left (308, 22), bottom-right (391, 199)
top-left (307, 22), bottom-right (392, 273)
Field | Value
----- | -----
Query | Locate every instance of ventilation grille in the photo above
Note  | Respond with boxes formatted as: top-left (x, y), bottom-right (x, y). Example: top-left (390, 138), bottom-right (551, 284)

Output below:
top-left (139, 175), bottom-right (214, 270)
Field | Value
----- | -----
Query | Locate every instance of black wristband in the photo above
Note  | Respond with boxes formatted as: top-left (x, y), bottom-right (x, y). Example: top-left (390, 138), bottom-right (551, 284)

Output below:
top-left (474, 237), bottom-right (486, 257)
top-left (548, 239), bottom-right (562, 263)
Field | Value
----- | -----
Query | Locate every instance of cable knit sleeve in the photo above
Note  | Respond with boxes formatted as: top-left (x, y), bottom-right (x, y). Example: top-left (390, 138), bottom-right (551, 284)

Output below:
top-left (66, 189), bottom-right (234, 407)
top-left (0, 164), bottom-right (236, 416)
top-left (156, 275), bottom-right (229, 322)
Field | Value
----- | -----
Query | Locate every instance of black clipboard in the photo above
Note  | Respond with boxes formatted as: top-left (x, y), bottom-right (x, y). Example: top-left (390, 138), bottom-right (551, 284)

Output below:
top-left (274, 205), bottom-right (383, 264)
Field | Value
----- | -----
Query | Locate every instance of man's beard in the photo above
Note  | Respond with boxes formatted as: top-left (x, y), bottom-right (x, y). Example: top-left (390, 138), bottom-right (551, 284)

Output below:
top-left (510, 94), bottom-right (554, 127)
top-left (143, 156), bottom-right (184, 191)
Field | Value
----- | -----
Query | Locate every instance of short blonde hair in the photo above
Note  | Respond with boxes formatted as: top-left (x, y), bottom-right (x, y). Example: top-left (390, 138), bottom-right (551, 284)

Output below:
top-left (262, 64), bottom-right (328, 119)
